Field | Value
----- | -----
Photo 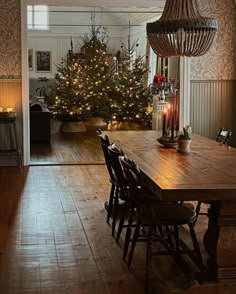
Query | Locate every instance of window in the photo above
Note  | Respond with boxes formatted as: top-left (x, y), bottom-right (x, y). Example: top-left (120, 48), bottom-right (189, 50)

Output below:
top-left (27, 5), bottom-right (48, 30)
top-left (148, 44), bottom-right (157, 85)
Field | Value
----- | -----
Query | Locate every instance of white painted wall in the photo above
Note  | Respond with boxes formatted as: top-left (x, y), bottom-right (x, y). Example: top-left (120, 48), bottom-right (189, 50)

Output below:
top-left (28, 36), bottom-right (127, 79)
top-left (27, 6), bottom-right (158, 79)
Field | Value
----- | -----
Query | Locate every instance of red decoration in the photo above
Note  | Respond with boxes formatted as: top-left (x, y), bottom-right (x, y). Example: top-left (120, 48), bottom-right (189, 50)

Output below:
top-left (153, 74), bottom-right (166, 85)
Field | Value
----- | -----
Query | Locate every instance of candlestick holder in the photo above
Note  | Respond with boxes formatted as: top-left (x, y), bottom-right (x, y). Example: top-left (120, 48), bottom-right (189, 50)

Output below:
top-left (157, 135), bottom-right (178, 148)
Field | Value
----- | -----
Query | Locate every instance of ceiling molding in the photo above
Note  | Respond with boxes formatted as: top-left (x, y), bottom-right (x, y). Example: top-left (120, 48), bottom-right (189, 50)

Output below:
top-left (26, 0), bottom-right (165, 8)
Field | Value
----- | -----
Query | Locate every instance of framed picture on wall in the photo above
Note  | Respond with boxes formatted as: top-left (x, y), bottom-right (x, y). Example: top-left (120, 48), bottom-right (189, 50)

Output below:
top-left (36, 51), bottom-right (51, 72)
top-left (28, 49), bottom-right (33, 71)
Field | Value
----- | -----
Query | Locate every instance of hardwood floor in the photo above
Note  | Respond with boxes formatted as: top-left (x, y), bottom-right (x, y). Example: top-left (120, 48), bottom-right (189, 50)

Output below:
top-left (30, 120), bottom-right (105, 164)
top-left (1, 165), bottom-right (235, 293)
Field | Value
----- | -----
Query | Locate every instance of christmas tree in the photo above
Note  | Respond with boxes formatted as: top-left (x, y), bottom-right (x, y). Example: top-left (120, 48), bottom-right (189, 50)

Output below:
top-left (53, 14), bottom-right (114, 123)
top-left (53, 60), bottom-right (91, 122)
top-left (78, 19), bottom-right (115, 121)
top-left (110, 35), bottom-right (152, 127)
top-left (53, 16), bottom-right (152, 127)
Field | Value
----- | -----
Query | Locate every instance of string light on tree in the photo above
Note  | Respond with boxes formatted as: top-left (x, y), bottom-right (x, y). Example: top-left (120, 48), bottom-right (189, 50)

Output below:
top-left (53, 59), bottom-right (91, 122)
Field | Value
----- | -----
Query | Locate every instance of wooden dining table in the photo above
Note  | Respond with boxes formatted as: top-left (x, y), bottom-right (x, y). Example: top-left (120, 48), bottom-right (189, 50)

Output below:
top-left (106, 130), bottom-right (236, 284)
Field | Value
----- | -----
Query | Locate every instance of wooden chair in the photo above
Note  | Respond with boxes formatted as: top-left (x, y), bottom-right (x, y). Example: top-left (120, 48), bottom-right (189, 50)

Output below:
top-left (96, 129), bottom-right (116, 228)
top-left (195, 128), bottom-right (232, 223)
top-left (97, 129), bottom-right (126, 236)
top-left (107, 144), bottom-right (129, 241)
top-left (108, 146), bottom-right (163, 257)
top-left (119, 156), bottom-right (204, 289)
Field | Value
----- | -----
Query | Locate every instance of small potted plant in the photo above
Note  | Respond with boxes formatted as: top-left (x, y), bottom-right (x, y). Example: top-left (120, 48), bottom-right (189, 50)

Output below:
top-left (177, 125), bottom-right (192, 153)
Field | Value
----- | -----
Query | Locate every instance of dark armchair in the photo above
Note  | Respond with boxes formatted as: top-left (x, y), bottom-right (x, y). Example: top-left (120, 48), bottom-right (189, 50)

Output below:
top-left (30, 103), bottom-right (51, 143)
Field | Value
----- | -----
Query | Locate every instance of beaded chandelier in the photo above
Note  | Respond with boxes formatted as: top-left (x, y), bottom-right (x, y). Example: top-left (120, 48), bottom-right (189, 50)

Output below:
top-left (146, 0), bottom-right (218, 57)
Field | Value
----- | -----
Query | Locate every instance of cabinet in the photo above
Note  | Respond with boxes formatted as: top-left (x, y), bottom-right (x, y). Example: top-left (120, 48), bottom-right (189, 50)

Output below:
top-left (0, 112), bottom-right (23, 168)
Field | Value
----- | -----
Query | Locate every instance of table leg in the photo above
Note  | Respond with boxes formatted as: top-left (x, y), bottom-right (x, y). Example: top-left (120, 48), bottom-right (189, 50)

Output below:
top-left (204, 201), bottom-right (236, 283)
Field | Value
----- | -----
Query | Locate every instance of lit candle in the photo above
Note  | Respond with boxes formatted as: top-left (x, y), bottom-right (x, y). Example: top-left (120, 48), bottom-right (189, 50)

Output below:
top-left (6, 107), bottom-right (13, 112)
top-left (162, 108), bottom-right (167, 137)
top-left (167, 103), bottom-right (171, 129)
top-left (175, 93), bottom-right (180, 131)
top-left (171, 105), bottom-right (175, 140)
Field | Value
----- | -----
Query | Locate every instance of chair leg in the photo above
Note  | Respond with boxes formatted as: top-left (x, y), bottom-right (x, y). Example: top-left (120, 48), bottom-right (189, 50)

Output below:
top-left (157, 225), bottom-right (164, 236)
top-left (173, 225), bottom-right (180, 256)
top-left (188, 223), bottom-right (204, 271)
top-left (112, 187), bottom-right (119, 236)
top-left (116, 205), bottom-right (126, 242)
top-left (165, 225), bottom-right (175, 250)
top-left (145, 224), bottom-right (154, 291)
top-left (194, 201), bottom-right (202, 226)
top-left (107, 184), bottom-right (115, 224)
top-left (128, 217), bottom-right (141, 268)
top-left (123, 208), bottom-right (134, 259)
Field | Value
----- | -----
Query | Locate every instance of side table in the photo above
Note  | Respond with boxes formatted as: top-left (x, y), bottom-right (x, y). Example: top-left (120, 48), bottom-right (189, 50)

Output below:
top-left (0, 112), bottom-right (23, 169)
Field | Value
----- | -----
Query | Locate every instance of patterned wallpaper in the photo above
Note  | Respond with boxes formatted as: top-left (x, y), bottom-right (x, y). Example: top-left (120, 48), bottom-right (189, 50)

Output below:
top-left (0, 0), bottom-right (21, 79)
top-left (190, 0), bottom-right (236, 80)
top-left (0, 0), bottom-right (235, 81)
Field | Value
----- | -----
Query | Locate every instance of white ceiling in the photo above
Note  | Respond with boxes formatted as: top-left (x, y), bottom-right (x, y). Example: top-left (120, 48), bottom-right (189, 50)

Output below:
top-left (28, 5), bottom-right (164, 36)
top-left (27, 0), bottom-right (166, 9)
top-left (47, 6), bottom-right (163, 27)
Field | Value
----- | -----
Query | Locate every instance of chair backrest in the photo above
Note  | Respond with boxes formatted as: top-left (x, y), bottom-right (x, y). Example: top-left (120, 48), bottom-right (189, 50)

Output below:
top-left (96, 129), bottom-right (114, 180)
top-left (216, 128), bottom-right (232, 145)
top-left (119, 156), bottom-right (158, 207)
top-left (107, 144), bottom-right (127, 198)
top-left (119, 156), bottom-right (144, 193)
top-left (96, 128), bottom-right (102, 136)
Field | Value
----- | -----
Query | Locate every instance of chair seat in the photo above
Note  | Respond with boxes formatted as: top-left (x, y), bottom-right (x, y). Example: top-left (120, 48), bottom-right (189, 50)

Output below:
top-left (135, 188), bottom-right (196, 224)
top-left (136, 187), bottom-right (158, 202)
top-left (182, 202), bottom-right (195, 210)
top-left (139, 202), bottom-right (196, 226)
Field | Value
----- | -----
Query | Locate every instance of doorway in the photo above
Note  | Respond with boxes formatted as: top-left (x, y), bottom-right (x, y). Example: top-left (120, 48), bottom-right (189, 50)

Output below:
top-left (22, 0), bottom-right (189, 166)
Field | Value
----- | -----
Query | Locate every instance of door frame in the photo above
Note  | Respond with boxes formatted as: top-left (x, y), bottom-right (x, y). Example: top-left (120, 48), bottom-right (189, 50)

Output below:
top-left (21, 0), bottom-right (190, 165)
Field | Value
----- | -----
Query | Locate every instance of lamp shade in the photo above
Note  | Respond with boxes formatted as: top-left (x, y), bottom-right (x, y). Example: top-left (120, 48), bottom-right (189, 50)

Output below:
top-left (146, 0), bottom-right (218, 57)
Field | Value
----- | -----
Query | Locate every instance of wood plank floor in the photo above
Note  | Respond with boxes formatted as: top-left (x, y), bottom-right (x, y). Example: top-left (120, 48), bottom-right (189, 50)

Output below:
top-left (30, 120), bottom-right (105, 164)
top-left (0, 165), bottom-right (235, 293)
